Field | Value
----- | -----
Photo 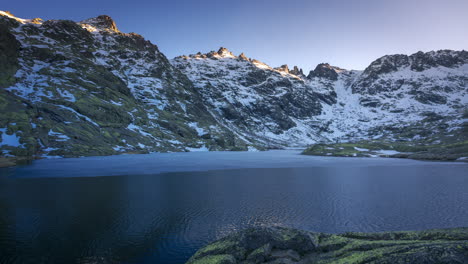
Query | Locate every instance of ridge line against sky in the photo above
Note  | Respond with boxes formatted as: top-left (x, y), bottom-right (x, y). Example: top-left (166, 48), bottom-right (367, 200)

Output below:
top-left (3, 0), bottom-right (468, 71)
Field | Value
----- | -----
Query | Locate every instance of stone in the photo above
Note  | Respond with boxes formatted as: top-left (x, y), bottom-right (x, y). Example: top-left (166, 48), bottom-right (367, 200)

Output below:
top-left (246, 243), bottom-right (272, 263)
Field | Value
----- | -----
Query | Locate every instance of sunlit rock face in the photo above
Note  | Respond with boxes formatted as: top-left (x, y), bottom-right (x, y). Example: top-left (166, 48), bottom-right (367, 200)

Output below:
top-left (80, 15), bottom-right (119, 32)
top-left (0, 11), bottom-right (467, 159)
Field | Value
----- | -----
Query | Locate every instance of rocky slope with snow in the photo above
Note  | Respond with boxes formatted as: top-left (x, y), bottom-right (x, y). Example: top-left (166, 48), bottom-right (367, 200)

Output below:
top-left (173, 48), bottom-right (467, 147)
top-left (172, 49), bottom-right (334, 147)
top-left (0, 11), bottom-right (467, 162)
top-left (0, 11), bottom-right (250, 161)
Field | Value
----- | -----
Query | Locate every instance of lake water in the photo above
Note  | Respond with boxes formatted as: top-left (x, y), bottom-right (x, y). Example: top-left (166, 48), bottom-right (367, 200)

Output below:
top-left (0, 150), bottom-right (467, 263)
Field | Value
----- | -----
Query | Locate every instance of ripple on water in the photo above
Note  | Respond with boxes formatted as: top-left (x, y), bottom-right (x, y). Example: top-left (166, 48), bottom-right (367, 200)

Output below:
top-left (0, 155), bottom-right (467, 264)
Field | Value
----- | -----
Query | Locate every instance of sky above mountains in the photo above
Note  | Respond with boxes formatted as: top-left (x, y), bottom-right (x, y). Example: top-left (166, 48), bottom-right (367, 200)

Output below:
top-left (4, 0), bottom-right (468, 71)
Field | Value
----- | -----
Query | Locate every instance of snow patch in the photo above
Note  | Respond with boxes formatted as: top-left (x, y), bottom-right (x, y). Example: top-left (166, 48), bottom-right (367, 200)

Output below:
top-left (0, 128), bottom-right (22, 147)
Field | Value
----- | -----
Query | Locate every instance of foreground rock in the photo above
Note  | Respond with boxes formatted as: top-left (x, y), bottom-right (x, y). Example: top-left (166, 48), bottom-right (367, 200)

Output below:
top-left (187, 226), bottom-right (468, 263)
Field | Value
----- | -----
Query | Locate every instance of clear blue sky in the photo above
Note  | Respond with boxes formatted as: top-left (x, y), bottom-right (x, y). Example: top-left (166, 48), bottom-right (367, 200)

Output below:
top-left (3, 0), bottom-right (468, 71)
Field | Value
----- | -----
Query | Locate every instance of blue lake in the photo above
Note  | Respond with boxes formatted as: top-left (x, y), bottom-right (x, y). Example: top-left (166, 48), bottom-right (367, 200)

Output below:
top-left (0, 150), bottom-right (467, 263)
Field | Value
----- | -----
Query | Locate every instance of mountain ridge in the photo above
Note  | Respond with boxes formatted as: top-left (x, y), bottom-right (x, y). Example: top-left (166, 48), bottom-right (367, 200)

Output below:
top-left (0, 11), bottom-right (467, 164)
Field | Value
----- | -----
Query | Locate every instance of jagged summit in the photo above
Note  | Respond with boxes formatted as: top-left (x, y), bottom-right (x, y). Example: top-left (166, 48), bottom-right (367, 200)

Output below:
top-left (0, 10), bottom-right (43, 24)
top-left (239, 52), bottom-right (249, 61)
top-left (175, 47), bottom-right (243, 60)
top-left (216, 47), bottom-right (235, 57)
top-left (79, 15), bottom-right (119, 32)
top-left (290, 66), bottom-right (305, 77)
top-left (307, 63), bottom-right (345, 80)
top-left (275, 64), bottom-right (289, 73)
top-left (362, 50), bottom-right (468, 78)
top-left (174, 48), bottom-right (306, 80)
top-left (0, 11), bottom-right (119, 32)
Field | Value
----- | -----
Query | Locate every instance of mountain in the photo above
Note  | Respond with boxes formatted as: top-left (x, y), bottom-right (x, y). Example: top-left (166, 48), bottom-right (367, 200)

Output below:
top-left (0, 11), bottom-right (251, 160)
top-left (0, 11), bottom-right (467, 163)
top-left (173, 48), bottom-right (467, 146)
top-left (172, 48), bottom-right (333, 147)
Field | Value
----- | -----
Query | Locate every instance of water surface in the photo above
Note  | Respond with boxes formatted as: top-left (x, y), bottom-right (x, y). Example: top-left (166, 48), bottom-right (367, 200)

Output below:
top-left (0, 151), bottom-right (467, 263)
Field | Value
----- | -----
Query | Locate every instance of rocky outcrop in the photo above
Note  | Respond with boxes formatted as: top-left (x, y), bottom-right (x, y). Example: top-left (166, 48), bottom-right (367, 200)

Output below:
top-left (307, 63), bottom-right (343, 80)
top-left (289, 66), bottom-right (305, 77)
top-left (187, 226), bottom-right (468, 264)
top-left (239, 53), bottom-right (249, 61)
top-left (274, 64), bottom-right (289, 73)
top-left (80, 15), bottom-right (119, 32)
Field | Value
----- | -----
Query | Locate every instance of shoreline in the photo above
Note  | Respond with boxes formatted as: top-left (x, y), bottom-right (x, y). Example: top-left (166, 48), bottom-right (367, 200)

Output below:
top-left (2, 144), bottom-right (468, 168)
top-left (302, 141), bottom-right (468, 163)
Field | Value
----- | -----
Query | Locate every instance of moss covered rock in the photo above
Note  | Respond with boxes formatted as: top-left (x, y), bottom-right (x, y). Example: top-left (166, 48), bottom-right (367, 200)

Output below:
top-left (187, 227), bottom-right (468, 264)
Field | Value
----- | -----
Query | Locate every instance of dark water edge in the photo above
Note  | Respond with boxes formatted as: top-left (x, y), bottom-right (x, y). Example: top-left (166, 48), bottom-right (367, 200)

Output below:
top-left (0, 151), bottom-right (467, 263)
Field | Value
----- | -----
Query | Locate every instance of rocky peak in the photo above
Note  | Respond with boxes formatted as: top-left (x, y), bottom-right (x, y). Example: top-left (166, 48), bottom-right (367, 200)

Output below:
top-left (409, 50), bottom-right (468, 71)
top-left (216, 47), bottom-right (235, 58)
top-left (361, 50), bottom-right (468, 79)
top-left (79, 15), bottom-right (119, 32)
top-left (362, 54), bottom-right (410, 78)
top-left (290, 66), bottom-right (305, 77)
top-left (239, 52), bottom-right (249, 61)
top-left (203, 47), bottom-right (236, 59)
top-left (175, 48), bottom-right (238, 60)
top-left (275, 64), bottom-right (289, 73)
top-left (307, 63), bottom-right (342, 80)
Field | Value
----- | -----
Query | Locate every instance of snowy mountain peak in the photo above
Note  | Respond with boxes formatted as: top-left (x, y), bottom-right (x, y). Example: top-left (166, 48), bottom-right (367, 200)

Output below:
top-left (79, 15), bottom-right (119, 33)
top-left (215, 47), bottom-right (236, 58)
